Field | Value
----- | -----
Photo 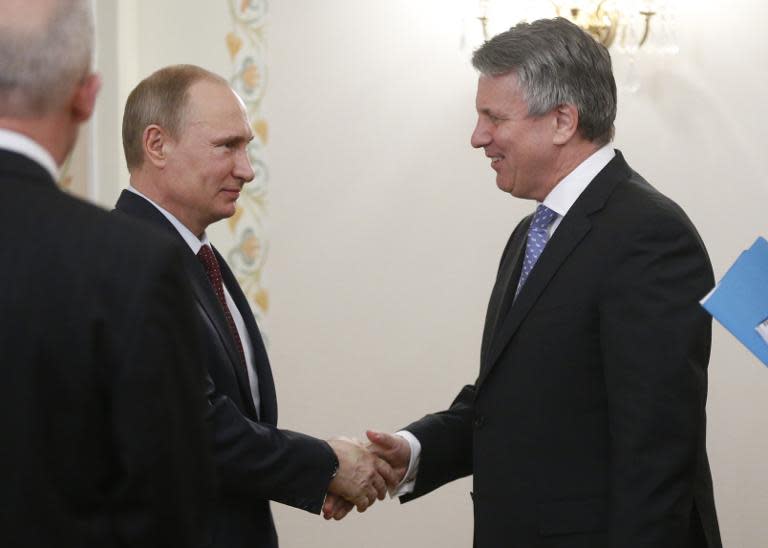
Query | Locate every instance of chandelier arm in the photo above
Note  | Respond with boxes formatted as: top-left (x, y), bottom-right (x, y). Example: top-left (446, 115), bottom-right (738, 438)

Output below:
top-left (638, 11), bottom-right (656, 48)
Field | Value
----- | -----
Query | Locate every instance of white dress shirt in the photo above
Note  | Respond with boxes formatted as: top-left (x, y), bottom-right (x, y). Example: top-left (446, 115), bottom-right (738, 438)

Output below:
top-left (394, 144), bottom-right (616, 497)
top-left (0, 128), bottom-right (59, 181)
top-left (542, 144), bottom-right (615, 237)
top-left (126, 186), bottom-right (261, 412)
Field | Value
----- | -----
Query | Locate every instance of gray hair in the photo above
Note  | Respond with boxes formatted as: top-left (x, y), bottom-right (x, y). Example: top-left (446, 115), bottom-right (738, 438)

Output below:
top-left (0, 0), bottom-right (94, 117)
top-left (472, 17), bottom-right (616, 145)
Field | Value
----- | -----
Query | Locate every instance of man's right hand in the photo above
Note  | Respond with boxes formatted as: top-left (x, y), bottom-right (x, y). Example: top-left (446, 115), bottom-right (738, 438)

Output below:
top-left (365, 430), bottom-right (410, 488)
top-left (326, 437), bottom-right (397, 512)
top-left (322, 431), bottom-right (413, 521)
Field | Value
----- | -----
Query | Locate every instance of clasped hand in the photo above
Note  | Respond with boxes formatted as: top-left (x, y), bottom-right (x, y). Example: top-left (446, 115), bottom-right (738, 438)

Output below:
top-left (324, 431), bottom-right (411, 521)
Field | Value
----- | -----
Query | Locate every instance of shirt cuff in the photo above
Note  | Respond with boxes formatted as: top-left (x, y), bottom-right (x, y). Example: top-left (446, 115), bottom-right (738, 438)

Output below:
top-left (391, 430), bottom-right (421, 497)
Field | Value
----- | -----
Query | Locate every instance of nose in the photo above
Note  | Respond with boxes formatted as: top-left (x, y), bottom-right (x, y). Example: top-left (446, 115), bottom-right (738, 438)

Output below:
top-left (234, 147), bottom-right (255, 183)
top-left (470, 117), bottom-right (491, 149)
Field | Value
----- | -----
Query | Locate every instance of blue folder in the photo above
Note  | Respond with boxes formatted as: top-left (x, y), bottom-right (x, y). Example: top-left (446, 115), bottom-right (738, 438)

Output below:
top-left (701, 237), bottom-right (768, 366)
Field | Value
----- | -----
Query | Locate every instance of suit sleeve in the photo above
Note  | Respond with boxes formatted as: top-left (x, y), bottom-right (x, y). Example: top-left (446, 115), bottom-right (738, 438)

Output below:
top-left (599, 209), bottom-right (713, 547)
top-left (399, 384), bottom-right (476, 502)
top-left (201, 378), bottom-right (337, 514)
top-left (109, 242), bottom-right (214, 548)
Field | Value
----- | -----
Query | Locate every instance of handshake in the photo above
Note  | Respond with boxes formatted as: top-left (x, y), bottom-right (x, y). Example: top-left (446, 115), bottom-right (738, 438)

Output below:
top-left (324, 431), bottom-right (410, 521)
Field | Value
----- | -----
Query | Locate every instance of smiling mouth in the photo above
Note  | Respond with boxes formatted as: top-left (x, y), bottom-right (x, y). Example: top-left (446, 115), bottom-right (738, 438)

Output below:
top-left (490, 156), bottom-right (503, 169)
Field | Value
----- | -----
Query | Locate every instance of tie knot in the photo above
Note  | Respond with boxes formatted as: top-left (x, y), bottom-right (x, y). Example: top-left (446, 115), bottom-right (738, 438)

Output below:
top-left (197, 244), bottom-right (220, 276)
top-left (531, 204), bottom-right (557, 230)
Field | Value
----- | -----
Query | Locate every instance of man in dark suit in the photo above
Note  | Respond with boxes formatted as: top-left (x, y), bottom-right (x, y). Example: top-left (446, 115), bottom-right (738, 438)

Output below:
top-left (358, 18), bottom-right (722, 548)
top-left (115, 64), bottom-right (395, 548)
top-left (0, 1), bottom-right (213, 547)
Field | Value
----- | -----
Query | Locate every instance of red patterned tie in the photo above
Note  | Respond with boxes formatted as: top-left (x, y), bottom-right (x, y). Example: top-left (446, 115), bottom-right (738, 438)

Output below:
top-left (197, 244), bottom-right (249, 377)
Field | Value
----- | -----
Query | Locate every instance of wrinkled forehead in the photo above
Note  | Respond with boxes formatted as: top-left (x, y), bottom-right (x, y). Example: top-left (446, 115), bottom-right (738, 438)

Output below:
top-left (475, 72), bottom-right (527, 108)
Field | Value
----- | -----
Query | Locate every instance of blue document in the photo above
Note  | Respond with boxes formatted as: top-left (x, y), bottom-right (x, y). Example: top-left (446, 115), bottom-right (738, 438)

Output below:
top-left (701, 237), bottom-right (768, 366)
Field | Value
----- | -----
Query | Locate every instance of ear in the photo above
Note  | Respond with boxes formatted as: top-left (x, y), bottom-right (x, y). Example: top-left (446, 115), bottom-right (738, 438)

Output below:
top-left (142, 124), bottom-right (173, 168)
top-left (71, 73), bottom-right (101, 123)
top-left (551, 103), bottom-right (579, 145)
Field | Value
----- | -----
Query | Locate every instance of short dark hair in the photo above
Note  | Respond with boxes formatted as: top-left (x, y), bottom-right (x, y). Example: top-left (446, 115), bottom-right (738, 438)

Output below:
top-left (122, 64), bottom-right (229, 170)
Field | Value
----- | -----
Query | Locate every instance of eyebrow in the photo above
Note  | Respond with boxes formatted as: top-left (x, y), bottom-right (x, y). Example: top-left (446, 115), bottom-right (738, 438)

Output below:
top-left (213, 133), bottom-right (254, 146)
top-left (478, 107), bottom-right (502, 117)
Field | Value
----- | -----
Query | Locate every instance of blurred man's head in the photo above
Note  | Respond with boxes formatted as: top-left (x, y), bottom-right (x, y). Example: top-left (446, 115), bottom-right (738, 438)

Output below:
top-left (470, 18), bottom-right (616, 200)
top-left (0, 0), bottom-right (99, 163)
top-left (123, 65), bottom-right (255, 237)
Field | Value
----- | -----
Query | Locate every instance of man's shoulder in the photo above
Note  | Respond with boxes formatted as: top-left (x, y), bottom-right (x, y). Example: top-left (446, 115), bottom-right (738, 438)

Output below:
top-left (1, 183), bottom-right (192, 330)
top-left (604, 167), bottom-right (696, 229)
top-left (96, 206), bottom-right (188, 278)
top-left (580, 151), bottom-right (683, 222)
top-left (65, 189), bottom-right (180, 253)
top-left (21, 185), bottom-right (187, 278)
top-left (597, 168), bottom-right (709, 265)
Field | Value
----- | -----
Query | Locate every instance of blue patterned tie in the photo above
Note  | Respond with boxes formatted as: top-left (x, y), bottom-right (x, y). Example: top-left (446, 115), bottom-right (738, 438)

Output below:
top-left (515, 204), bottom-right (558, 298)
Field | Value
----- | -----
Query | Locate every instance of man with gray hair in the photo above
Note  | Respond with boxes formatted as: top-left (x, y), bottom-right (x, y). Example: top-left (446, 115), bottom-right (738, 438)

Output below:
top-left (360, 17), bottom-right (722, 548)
top-left (0, 1), bottom-right (213, 546)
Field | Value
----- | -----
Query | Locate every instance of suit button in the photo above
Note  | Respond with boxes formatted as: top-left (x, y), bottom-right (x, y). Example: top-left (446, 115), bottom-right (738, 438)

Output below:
top-left (474, 415), bottom-right (485, 428)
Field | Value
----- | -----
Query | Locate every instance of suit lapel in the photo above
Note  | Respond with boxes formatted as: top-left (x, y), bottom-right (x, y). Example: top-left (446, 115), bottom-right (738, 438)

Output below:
top-left (188, 251), bottom-right (259, 419)
top-left (114, 190), bottom-right (259, 417)
top-left (216, 247), bottom-right (277, 424)
top-left (477, 151), bottom-right (630, 389)
top-left (478, 214), bottom-right (592, 387)
top-left (480, 217), bottom-right (529, 369)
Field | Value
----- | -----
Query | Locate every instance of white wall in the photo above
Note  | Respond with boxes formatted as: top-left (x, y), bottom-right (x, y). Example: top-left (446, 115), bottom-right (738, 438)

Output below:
top-left (92, 1), bottom-right (768, 546)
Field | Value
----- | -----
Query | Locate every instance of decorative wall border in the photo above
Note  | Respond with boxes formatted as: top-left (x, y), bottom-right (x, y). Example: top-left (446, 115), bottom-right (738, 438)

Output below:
top-left (225, 0), bottom-right (270, 324)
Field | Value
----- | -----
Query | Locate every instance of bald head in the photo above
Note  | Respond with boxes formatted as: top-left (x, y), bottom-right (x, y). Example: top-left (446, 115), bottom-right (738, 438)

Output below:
top-left (0, 0), bottom-right (56, 31)
top-left (0, 0), bottom-right (93, 117)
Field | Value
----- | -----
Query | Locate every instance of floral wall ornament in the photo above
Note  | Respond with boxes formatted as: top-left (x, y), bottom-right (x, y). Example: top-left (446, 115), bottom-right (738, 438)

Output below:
top-left (226, 0), bottom-right (270, 322)
top-left (58, 154), bottom-right (74, 190)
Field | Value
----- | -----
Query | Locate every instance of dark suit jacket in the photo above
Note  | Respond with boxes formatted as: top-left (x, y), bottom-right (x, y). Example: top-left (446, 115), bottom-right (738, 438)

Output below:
top-left (402, 151), bottom-right (722, 548)
top-left (0, 149), bottom-right (214, 547)
top-left (114, 190), bottom-right (336, 548)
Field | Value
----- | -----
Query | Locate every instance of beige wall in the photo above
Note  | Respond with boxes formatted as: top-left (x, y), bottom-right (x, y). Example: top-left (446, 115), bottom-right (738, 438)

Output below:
top-left (89, 1), bottom-right (768, 546)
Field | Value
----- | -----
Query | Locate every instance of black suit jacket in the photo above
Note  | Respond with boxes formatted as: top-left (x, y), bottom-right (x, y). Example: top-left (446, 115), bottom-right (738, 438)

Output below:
top-left (402, 151), bottom-right (722, 548)
top-left (0, 150), bottom-right (214, 547)
top-left (114, 190), bottom-right (336, 548)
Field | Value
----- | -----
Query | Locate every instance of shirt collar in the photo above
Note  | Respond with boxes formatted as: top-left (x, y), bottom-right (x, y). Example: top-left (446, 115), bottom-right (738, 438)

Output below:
top-left (541, 144), bottom-right (615, 218)
top-left (126, 185), bottom-right (210, 253)
top-left (0, 128), bottom-right (59, 181)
